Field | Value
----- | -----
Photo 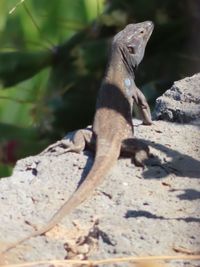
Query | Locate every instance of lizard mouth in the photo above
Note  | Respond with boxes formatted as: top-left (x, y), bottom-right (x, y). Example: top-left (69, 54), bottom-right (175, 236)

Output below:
top-left (143, 21), bottom-right (154, 41)
top-left (146, 21), bottom-right (154, 34)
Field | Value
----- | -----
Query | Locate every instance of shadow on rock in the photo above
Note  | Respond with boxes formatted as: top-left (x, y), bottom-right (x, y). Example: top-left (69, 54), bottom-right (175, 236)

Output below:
top-left (142, 140), bottom-right (200, 179)
top-left (125, 210), bottom-right (200, 223)
top-left (169, 188), bottom-right (200, 201)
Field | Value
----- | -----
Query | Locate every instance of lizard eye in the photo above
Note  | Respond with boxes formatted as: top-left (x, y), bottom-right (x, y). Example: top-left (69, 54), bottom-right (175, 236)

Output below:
top-left (127, 46), bottom-right (135, 54)
top-left (140, 30), bottom-right (144, 34)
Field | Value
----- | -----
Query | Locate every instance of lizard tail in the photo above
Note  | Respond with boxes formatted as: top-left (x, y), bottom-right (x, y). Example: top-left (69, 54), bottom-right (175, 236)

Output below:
top-left (1, 138), bottom-right (121, 254)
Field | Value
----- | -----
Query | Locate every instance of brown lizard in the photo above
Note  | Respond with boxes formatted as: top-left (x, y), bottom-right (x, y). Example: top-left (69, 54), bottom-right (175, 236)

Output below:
top-left (1, 21), bottom-right (154, 254)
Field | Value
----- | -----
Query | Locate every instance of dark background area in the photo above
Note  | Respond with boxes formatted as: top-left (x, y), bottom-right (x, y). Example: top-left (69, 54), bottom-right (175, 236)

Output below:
top-left (0, 0), bottom-right (199, 176)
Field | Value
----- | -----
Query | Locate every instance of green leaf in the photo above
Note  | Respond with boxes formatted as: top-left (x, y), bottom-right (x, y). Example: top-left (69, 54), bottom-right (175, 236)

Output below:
top-left (0, 163), bottom-right (12, 178)
top-left (0, 50), bottom-right (53, 88)
top-left (0, 123), bottom-right (49, 160)
top-left (0, 122), bottom-right (37, 140)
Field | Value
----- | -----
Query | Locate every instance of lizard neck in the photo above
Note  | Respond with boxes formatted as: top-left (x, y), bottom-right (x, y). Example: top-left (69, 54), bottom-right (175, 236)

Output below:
top-left (94, 48), bottom-right (135, 138)
top-left (104, 47), bottom-right (135, 101)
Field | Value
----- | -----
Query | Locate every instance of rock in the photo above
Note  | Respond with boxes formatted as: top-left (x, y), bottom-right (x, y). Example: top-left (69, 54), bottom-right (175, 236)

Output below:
top-left (153, 73), bottom-right (200, 123)
top-left (0, 74), bottom-right (200, 266)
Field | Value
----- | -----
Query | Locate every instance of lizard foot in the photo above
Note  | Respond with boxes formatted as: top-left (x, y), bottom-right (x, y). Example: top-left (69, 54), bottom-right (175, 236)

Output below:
top-left (121, 138), bottom-right (150, 167)
top-left (41, 127), bottom-right (94, 156)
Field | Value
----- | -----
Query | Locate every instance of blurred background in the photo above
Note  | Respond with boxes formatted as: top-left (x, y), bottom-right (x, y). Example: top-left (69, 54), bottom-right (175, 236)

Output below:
top-left (0, 0), bottom-right (199, 177)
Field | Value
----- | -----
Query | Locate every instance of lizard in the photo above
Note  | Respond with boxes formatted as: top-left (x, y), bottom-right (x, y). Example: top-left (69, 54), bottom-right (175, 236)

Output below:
top-left (1, 21), bottom-right (154, 255)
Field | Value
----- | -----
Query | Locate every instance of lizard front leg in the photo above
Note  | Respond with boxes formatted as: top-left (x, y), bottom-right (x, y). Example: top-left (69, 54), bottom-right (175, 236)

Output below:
top-left (121, 138), bottom-right (150, 167)
top-left (133, 87), bottom-right (152, 125)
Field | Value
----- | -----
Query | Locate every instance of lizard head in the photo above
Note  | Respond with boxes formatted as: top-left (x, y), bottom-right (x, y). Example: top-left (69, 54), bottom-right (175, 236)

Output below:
top-left (112, 21), bottom-right (154, 73)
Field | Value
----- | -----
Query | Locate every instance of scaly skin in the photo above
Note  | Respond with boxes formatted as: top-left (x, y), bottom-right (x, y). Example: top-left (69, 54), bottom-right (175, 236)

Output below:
top-left (1, 21), bottom-right (154, 255)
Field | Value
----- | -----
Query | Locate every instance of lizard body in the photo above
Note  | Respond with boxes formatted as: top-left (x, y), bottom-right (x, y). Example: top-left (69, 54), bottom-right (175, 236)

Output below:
top-left (1, 21), bottom-right (154, 254)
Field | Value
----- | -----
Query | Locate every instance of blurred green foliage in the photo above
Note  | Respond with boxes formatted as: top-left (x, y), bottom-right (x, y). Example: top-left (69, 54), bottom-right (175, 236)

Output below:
top-left (0, 0), bottom-right (199, 177)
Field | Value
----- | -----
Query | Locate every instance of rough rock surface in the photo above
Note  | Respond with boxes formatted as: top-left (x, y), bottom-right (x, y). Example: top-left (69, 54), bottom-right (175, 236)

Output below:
top-left (154, 73), bottom-right (200, 123)
top-left (0, 76), bottom-right (200, 267)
